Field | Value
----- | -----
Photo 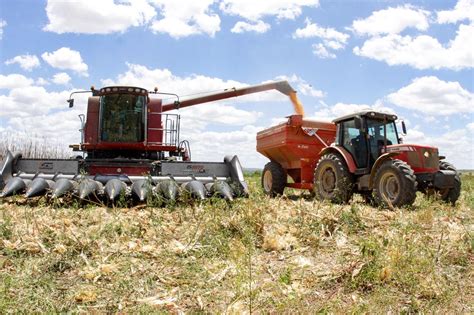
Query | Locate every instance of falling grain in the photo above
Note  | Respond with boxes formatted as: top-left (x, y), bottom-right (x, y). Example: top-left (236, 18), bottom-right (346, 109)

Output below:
top-left (289, 91), bottom-right (305, 116)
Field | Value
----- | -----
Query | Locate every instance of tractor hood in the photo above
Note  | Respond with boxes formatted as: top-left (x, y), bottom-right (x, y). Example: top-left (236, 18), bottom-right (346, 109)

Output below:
top-left (383, 144), bottom-right (440, 172)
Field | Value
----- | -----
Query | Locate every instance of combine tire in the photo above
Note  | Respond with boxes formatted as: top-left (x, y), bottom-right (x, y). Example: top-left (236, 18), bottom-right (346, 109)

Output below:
top-left (373, 159), bottom-right (416, 208)
top-left (262, 161), bottom-right (287, 197)
top-left (438, 161), bottom-right (461, 205)
top-left (313, 153), bottom-right (353, 203)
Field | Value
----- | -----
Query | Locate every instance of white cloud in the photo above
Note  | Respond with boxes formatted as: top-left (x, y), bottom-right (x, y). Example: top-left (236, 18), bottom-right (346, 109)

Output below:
top-left (353, 23), bottom-right (474, 70)
top-left (44, 0), bottom-right (156, 34)
top-left (6, 109), bottom-right (84, 145)
top-left (149, 0), bottom-right (220, 38)
top-left (231, 20), bottom-right (270, 33)
top-left (5, 54), bottom-right (41, 71)
top-left (294, 18), bottom-right (349, 42)
top-left (350, 5), bottom-right (430, 36)
top-left (182, 125), bottom-right (269, 167)
top-left (437, 0), bottom-right (474, 24)
top-left (219, 0), bottom-right (319, 21)
top-left (178, 104), bottom-right (262, 129)
top-left (387, 76), bottom-right (473, 115)
top-left (275, 74), bottom-right (325, 98)
top-left (0, 19), bottom-right (6, 39)
top-left (0, 83), bottom-right (91, 150)
top-left (309, 100), bottom-right (394, 122)
top-left (51, 72), bottom-right (71, 85)
top-left (467, 122), bottom-right (474, 132)
top-left (0, 74), bottom-right (34, 89)
top-left (312, 43), bottom-right (336, 59)
top-left (0, 86), bottom-right (77, 118)
top-left (294, 18), bottom-right (349, 58)
top-left (36, 77), bottom-right (50, 86)
top-left (41, 47), bottom-right (89, 76)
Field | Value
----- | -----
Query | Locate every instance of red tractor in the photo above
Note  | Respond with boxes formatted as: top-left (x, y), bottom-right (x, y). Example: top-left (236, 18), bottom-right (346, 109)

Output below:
top-left (257, 112), bottom-right (461, 207)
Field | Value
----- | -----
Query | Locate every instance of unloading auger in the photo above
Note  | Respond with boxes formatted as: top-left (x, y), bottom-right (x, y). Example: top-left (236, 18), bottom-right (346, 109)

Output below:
top-left (0, 80), bottom-right (296, 204)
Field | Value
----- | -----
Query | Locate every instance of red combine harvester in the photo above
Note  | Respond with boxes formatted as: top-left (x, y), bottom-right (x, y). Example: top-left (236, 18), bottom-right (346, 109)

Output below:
top-left (0, 80), bottom-right (295, 203)
top-left (257, 112), bottom-right (461, 206)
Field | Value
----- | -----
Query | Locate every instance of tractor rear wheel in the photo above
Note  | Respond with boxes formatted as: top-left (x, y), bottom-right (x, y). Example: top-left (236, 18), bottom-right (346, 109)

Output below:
top-left (438, 161), bottom-right (461, 205)
top-left (313, 153), bottom-right (353, 203)
top-left (262, 161), bottom-right (287, 197)
top-left (373, 159), bottom-right (417, 208)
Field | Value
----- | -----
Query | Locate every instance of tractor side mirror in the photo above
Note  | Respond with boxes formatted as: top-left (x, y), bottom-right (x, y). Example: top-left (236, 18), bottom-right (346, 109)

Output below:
top-left (67, 99), bottom-right (74, 108)
top-left (401, 120), bottom-right (407, 135)
top-left (354, 116), bottom-right (365, 133)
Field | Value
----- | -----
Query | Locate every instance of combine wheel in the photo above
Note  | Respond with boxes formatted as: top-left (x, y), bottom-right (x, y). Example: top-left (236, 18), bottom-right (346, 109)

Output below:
top-left (438, 161), bottom-right (461, 205)
top-left (262, 161), bottom-right (287, 197)
top-left (313, 153), bottom-right (353, 204)
top-left (373, 159), bottom-right (416, 208)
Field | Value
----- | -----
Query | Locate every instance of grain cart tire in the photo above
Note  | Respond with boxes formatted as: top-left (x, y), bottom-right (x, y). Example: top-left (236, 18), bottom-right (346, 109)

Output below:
top-left (313, 153), bottom-right (353, 204)
top-left (373, 159), bottom-right (417, 208)
top-left (262, 161), bottom-right (287, 197)
top-left (438, 161), bottom-right (461, 205)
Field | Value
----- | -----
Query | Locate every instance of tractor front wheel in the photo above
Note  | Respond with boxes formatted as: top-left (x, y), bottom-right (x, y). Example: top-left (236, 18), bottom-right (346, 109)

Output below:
top-left (313, 153), bottom-right (353, 203)
top-left (262, 161), bottom-right (287, 197)
top-left (438, 161), bottom-right (461, 205)
top-left (373, 159), bottom-right (417, 208)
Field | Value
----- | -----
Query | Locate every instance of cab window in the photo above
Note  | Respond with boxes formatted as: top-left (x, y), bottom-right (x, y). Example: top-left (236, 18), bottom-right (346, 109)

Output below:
top-left (100, 94), bottom-right (146, 142)
top-left (341, 120), bottom-right (368, 168)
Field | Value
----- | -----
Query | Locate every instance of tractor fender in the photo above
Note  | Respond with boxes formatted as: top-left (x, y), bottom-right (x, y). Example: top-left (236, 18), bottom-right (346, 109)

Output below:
top-left (369, 152), bottom-right (399, 189)
top-left (319, 146), bottom-right (357, 173)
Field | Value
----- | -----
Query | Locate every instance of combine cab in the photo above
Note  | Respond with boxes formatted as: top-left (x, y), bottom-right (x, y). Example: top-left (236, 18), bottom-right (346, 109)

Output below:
top-left (257, 112), bottom-right (461, 207)
top-left (0, 80), bottom-right (296, 203)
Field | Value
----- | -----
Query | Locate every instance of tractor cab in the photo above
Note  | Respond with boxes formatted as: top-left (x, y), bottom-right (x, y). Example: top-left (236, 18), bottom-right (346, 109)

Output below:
top-left (333, 111), bottom-right (400, 173)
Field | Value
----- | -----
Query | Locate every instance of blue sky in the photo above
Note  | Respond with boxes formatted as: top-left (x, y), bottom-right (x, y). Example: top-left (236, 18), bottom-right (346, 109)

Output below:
top-left (0, 0), bottom-right (472, 169)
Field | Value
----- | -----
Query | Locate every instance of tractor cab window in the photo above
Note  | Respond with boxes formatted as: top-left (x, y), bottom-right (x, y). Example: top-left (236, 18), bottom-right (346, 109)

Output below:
top-left (341, 120), bottom-right (368, 168)
top-left (100, 93), bottom-right (146, 142)
top-left (366, 119), bottom-right (399, 162)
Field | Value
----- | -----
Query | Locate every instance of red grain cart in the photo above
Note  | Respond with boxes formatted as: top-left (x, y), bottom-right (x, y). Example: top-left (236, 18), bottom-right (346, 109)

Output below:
top-left (257, 115), bottom-right (336, 194)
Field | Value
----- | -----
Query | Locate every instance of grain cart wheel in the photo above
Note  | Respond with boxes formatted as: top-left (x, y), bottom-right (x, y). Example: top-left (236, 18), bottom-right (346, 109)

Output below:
top-left (262, 161), bottom-right (287, 197)
top-left (313, 153), bottom-right (353, 203)
top-left (373, 159), bottom-right (417, 208)
top-left (438, 161), bottom-right (461, 205)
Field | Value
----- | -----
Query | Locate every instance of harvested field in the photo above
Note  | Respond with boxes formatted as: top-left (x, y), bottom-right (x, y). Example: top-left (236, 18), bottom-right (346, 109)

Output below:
top-left (0, 173), bottom-right (473, 313)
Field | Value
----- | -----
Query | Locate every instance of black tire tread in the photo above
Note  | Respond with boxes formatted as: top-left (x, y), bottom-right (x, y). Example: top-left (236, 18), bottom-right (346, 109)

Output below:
top-left (373, 159), bottom-right (417, 208)
top-left (262, 161), bottom-right (287, 197)
top-left (439, 161), bottom-right (461, 205)
top-left (313, 153), bottom-right (353, 204)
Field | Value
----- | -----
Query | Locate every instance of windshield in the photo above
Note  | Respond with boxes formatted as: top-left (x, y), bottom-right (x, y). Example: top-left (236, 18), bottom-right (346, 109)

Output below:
top-left (367, 119), bottom-right (399, 162)
top-left (366, 119), bottom-right (398, 145)
top-left (100, 93), bottom-right (146, 142)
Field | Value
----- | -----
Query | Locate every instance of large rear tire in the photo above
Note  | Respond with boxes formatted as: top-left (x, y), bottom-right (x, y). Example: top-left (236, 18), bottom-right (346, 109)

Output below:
top-left (438, 161), bottom-right (461, 205)
top-left (373, 159), bottom-right (417, 208)
top-left (262, 161), bottom-right (287, 197)
top-left (313, 153), bottom-right (353, 204)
